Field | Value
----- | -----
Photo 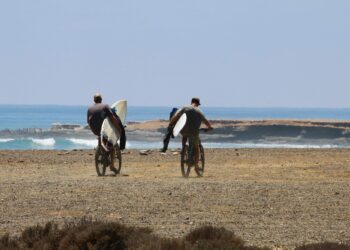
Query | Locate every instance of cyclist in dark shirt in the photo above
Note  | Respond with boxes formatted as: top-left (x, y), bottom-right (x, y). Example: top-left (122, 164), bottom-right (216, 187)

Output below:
top-left (170, 98), bottom-right (213, 170)
top-left (87, 93), bottom-right (122, 174)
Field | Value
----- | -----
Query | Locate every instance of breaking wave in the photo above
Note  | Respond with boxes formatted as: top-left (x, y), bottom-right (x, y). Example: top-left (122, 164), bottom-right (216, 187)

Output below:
top-left (0, 137), bottom-right (349, 150)
top-left (68, 138), bottom-right (98, 147)
top-left (0, 138), bottom-right (14, 143)
top-left (201, 142), bottom-right (344, 149)
top-left (31, 138), bottom-right (56, 147)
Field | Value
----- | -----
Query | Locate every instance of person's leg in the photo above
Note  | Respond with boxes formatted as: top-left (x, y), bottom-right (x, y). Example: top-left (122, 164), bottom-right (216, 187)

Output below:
top-left (192, 136), bottom-right (200, 169)
top-left (182, 136), bottom-right (187, 149)
top-left (108, 144), bottom-right (117, 173)
top-left (101, 137), bottom-right (110, 152)
top-left (110, 147), bottom-right (115, 168)
top-left (161, 127), bottom-right (172, 152)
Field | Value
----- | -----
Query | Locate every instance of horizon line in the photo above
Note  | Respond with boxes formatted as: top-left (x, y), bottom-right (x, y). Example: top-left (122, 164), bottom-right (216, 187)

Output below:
top-left (1, 103), bottom-right (350, 110)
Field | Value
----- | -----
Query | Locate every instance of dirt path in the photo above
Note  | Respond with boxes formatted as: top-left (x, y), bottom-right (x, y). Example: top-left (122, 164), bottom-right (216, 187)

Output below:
top-left (0, 149), bottom-right (349, 249)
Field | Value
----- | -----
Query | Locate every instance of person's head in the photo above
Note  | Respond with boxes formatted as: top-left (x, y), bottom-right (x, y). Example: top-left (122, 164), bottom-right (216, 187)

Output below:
top-left (94, 93), bottom-right (102, 103)
top-left (191, 97), bottom-right (201, 107)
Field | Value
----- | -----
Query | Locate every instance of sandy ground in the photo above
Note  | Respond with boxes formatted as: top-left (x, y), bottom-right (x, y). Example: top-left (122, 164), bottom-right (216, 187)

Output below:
top-left (0, 148), bottom-right (349, 249)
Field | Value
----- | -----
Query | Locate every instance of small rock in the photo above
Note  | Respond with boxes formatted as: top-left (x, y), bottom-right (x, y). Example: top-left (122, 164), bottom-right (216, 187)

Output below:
top-left (140, 150), bottom-right (151, 155)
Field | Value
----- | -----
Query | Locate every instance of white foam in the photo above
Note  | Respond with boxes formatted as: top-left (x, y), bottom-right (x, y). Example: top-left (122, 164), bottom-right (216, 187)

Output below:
top-left (201, 142), bottom-right (342, 149)
top-left (31, 138), bottom-right (56, 147)
top-left (0, 138), bottom-right (14, 143)
top-left (125, 141), bottom-right (166, 149)
top-left (68, 138), bottom-right (98, 148)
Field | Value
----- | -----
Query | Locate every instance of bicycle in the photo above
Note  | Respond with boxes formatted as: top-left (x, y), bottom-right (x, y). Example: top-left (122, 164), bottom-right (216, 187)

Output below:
top-left (180, 128), bottom-right (209, 178)
top-left (95, 138), bottom-right (122, 176)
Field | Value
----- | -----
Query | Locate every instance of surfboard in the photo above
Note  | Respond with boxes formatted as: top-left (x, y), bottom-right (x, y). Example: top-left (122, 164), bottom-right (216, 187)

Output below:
top-left (111, 100), bottom-right (127, 124)
top-left (173, 113), bottom-right (187, 137)
top-left (100, 100), bottom-right (127, 148)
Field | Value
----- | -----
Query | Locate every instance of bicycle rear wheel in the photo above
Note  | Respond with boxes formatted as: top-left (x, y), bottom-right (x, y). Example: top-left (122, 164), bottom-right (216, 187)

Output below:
top-left (181, 145), bottom-right (191, 177)
top-left (195, 144), bottom-right (205, 177)
top-left (95, 145), bottom-right (108, 176)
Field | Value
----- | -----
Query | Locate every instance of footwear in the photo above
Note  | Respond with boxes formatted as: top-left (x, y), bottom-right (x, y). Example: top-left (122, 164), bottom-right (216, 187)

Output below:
top-left (110, 166), bottom-right (118, 174)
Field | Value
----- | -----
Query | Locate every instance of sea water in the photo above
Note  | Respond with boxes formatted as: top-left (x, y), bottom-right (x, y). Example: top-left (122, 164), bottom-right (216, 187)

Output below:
top-left (1, 105), bottom-right (350, 150)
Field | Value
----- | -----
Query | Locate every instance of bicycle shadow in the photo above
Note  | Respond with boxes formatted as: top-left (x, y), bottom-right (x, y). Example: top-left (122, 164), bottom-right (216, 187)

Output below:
top-left (97, 173), bottom-right (129, 177)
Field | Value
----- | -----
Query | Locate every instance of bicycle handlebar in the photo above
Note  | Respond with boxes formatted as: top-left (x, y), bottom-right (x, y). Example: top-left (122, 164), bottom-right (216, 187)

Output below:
top-left (199, 128), bottom-right (214, 132)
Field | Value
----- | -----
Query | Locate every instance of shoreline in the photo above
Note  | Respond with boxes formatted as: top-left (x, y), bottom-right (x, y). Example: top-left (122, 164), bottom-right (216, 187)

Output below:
top-left (2, 119), bottom-right (350, 150)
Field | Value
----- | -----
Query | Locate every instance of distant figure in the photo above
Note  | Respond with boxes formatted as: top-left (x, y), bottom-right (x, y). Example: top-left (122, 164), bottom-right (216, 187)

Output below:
top-left (169, 98), bottom-right (213, 169)
top-left (87, 93), bottom-right (123, 174)
top-left (160, 107), bottom-right (178, 152)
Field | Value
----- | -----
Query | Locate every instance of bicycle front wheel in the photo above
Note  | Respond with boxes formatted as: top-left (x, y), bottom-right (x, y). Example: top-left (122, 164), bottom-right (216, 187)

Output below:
top-left (181, 145), bottom-right (191, 177)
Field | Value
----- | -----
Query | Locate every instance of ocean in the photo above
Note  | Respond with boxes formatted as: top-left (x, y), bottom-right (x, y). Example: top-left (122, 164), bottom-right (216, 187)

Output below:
top-left (1, 105), bottom-right (350, 150)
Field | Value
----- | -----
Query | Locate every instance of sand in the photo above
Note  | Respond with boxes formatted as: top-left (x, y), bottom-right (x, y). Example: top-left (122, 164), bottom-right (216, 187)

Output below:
top-left (0, 148), bottom-right (349, 249)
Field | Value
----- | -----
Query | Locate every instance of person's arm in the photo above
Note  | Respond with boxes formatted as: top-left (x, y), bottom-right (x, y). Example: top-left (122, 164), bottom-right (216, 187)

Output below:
top-left (199, 110), bottom-right (213, 130)
top-left (87, 110), bottom-right (90, 124)
top-left (105, 106), bottom-right (122, 133)
top-left (111, 116), bottom-right (122, 133)
top-left (203, 117), bottom-right (213, 130)
top-left (169, 108), bottom-right (183, 127)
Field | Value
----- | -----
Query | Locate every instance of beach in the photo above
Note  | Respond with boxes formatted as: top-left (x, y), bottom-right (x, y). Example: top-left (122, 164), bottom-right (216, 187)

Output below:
top-left (1, 148), bottom-right (349, 249)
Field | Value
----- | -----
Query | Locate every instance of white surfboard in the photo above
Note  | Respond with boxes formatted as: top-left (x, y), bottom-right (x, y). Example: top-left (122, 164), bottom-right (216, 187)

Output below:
top-left (173, 113), bottom-right (187, 137)
top-left (111, 100), bottom-right (127, 124)
top-left (100, 100), bottom-right (127, 148)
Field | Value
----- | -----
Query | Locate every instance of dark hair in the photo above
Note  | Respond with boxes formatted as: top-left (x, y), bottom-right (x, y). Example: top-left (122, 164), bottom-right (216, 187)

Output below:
top-left (191, 97), bottom-right (200, 105)
top-left (94, 94), bottom-right (102, 103)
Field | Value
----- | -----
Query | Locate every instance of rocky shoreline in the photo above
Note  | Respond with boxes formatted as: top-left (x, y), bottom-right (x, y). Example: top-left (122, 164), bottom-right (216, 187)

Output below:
top-left (1, 119), bottom-right (350, 147)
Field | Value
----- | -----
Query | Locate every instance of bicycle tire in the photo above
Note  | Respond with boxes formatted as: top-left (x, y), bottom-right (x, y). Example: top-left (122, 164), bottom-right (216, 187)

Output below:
top-left (114, 144), bottom-right (122, 174)
top-left (181, 145), bottom-right (191, 177)
top-left (195, 144), bottom-right (205, 177)
top-left (95, 145), bottom-right (107, 176)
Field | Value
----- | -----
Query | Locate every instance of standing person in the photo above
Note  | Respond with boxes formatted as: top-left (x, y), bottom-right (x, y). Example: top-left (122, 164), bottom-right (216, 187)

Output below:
top-left (169, 98), bottom-right (213, 170)
top-left (160, 107), bottom-right (178, 153)
top-left (87, 93), bottom-right (122, 174)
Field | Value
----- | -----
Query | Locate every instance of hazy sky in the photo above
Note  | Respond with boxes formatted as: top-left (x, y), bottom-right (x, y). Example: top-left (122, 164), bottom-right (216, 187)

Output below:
top-left (0, 1), bottom-right (349, 107)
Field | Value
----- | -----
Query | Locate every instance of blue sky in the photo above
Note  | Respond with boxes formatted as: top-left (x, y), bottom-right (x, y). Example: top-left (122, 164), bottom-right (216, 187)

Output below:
top-left (0, 1), bottom-right (349, 107)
